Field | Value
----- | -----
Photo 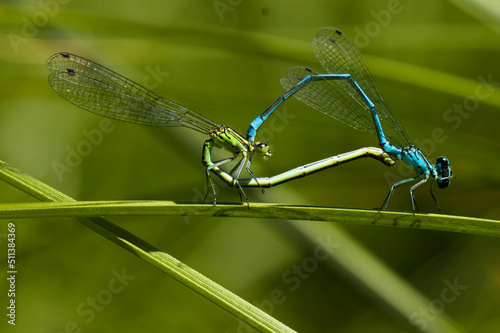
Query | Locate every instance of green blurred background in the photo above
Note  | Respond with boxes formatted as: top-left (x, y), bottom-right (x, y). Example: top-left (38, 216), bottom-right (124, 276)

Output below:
top-left (1, 0), bottom-right (500, 332)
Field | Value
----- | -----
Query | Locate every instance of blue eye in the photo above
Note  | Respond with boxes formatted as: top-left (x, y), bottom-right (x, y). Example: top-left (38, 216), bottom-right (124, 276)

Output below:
top-left (436, 156), bottom-right (451, 189)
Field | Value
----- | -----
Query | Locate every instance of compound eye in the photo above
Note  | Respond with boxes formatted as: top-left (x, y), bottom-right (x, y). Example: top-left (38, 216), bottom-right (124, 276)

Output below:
top-left (436, 156), bottom-right (451, 189)
top-left (436, 156), bottom-right (449, 169)
top-left (255, 142), bottom-right (271, 157)
top-left (257, 143), bottom-right (267, 149)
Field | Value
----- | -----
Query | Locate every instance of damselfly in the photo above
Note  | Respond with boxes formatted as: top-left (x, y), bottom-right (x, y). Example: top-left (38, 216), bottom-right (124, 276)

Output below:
top-left (46, 52), bottom-right (394, 204)
top-left (246, 27), bottom-right (453, 212)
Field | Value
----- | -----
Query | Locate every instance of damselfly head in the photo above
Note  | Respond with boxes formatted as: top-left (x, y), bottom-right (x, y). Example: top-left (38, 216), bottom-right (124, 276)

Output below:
top-left (255, 142), bottom-right (272, 158)
top-left (436, 156), bottom-right (452, 189)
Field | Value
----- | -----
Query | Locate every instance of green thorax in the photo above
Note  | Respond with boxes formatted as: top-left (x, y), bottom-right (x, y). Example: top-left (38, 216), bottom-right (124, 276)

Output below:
top-left (210, 126), bottom-right (248, 155)
top-left (210, 125), bottom-right (271, 157)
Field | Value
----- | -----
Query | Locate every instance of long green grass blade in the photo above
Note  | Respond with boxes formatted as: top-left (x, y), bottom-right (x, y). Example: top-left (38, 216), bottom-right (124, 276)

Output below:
top-left (0, 159), bottom-right (296, 333)
top-left (1, 200), bottom-right (498, 238)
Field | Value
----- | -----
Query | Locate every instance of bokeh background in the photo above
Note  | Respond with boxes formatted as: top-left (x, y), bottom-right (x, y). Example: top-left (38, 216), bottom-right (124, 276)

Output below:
top-left (1, 0), bottom-right (500, 332)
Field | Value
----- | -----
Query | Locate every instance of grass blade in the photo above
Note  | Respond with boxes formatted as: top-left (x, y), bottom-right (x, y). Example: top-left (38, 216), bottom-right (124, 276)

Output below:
top-left (0, 159), bottom-right (296, 333)
top-left (1, 200), bottom-right (498, 237)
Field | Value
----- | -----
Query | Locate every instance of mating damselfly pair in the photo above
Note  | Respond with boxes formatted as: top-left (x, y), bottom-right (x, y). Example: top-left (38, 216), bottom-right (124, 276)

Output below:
top-left (46, 27), bottom-right (452, 213)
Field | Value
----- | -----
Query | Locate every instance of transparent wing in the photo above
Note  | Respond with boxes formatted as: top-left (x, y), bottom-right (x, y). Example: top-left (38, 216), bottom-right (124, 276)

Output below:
top-left (47, 52), bottom-right (218, 133)
top-left (281, 66), bottom-right (376, 133)
top-left (282, 28), bottom-right (411, 148)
